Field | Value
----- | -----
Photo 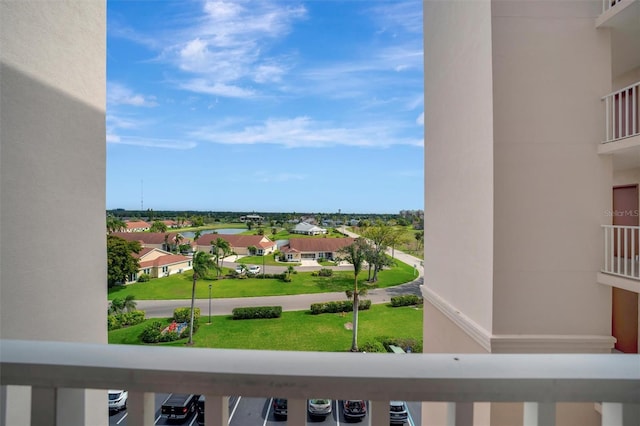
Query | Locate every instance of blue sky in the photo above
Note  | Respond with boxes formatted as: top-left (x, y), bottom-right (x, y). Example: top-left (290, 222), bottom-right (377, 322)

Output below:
top-left (107, 0), bottom-right (423, 214)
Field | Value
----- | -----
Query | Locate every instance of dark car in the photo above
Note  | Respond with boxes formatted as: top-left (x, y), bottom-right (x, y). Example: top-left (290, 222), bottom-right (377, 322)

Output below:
top-left (272, 398), bottom-right (287, 419)
top-left (343, 400), bottom-right (367, 421)
top-left (196, 395), bottom-right (205, 425)
top-left (389, 400), bottom-right (408, 424)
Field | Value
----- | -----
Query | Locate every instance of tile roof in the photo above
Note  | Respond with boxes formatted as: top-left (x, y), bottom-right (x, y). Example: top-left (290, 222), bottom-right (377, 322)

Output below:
top-left (286, 238), bottom-right (355, 253)
top-left (139, 254), bottom-right (191, 268)
top-left (126, 220), bottom-right (150, 229)
top-left (197, 233), bottom-right (275, 248)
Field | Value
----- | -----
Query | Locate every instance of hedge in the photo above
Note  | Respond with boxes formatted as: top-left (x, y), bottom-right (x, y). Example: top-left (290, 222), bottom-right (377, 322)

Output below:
top-left (309, 299), bottom-right (371, 315)
top-left (107, 310), bottom-right (146, 331)
top-left (390, 295), bottom-right (423, 307)
top-left (174, 307), bottom-right (200, 323)
top-left (232, 306), bottom-right (282, 320)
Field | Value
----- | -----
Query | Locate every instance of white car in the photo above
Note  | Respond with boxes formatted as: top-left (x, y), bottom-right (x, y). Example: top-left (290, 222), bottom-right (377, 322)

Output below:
top-left (308, 399), bottom-right (332, 418)
top-left (235, 265), bottom-right (245, 274)
top-left (248, 265), bottom-right (261, 274)
top-left (108, 390), bottom-right (128, 412)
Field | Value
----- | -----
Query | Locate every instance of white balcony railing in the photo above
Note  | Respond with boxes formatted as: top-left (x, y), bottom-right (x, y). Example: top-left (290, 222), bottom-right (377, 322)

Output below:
top-left (602, 0), bottom-right (624, 13)
top-left (602, 225), bottom-right (640, 280)
top-left (603, 81), bottom-right (640, 143)
top-left (1, 339), bottom-right (640, 426)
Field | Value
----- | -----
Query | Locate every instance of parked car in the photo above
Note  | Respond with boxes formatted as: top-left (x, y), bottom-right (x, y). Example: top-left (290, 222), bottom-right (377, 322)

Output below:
top-left (196, 395), bottom-right (205, 425)
top-left (108, 390), bottom-right (128, 412)
top-left (235, 265), bottom-right (245, 274)
top-left (248, 265), bottom-right (261, 274)
top-left (160, 393), bottom-right (200, 422)
top-left (342, 400), bottom-right (366, 421)
top-left (308, 399), bottom-right (332, 418)
top-left (389, 400), bottom-right (408, 424)
top-left (272, 398), bottom-right (287, 419)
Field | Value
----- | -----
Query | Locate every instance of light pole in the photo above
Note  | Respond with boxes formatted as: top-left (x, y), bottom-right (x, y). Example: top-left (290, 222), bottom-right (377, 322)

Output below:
top-left (208, 284), bottom-right (212, 325)
top-left (262, 251), bottom-right (265, 278)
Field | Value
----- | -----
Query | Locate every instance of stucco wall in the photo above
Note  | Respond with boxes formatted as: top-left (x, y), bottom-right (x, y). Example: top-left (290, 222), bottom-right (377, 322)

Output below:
top-left (423, 0), bottom-right (495, 335)
top-left (490, 0), bottom-right (613, 337)
top-left (0, 1), bottom-right (107, 425)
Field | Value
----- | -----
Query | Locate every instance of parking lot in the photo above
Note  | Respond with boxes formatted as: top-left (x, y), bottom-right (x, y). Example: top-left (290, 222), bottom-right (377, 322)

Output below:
top-left (108, 394), bottom-right (421, 426)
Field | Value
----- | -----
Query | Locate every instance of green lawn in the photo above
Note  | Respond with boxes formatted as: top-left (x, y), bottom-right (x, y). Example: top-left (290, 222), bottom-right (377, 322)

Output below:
top-left (108, 304), bottom-right (423, 352)
top-left (108, 260), bottom-right (416, 300)
top-left (234, 255), bottom-right (299, 267)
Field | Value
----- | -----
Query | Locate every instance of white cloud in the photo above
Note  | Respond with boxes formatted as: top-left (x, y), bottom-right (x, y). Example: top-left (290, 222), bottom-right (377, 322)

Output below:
top-left (416, 112), bottom-right (424, 126)
top-left (190, 116), bottom-right (423, 148)
top-left (107, 82), bottom-right (157, 107)
top-left (107, 135), bottom-right (197, 150)
top-left (180, 79), bottom-right (255, 98)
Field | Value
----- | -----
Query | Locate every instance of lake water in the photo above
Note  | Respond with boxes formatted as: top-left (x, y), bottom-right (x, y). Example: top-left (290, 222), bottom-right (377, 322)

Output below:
top-left (180, 229), bottom-right (245, 239)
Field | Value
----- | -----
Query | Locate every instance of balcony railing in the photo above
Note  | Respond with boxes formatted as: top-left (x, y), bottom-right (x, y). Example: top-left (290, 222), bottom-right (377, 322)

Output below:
top-left (602, 0), bottom-right (624, 13)
top-left (603, 81), bottom-right (640, 143)
top-left (1, 339), bottom-right (639, 426)
top-left (602, 225), bottom-right (640, 280)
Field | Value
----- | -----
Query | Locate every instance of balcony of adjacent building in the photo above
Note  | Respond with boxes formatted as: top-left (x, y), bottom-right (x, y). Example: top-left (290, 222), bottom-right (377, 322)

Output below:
top-left (598, 225), bottom-right (640, 290)
top-left (1, 339), bottom-right (639, 426)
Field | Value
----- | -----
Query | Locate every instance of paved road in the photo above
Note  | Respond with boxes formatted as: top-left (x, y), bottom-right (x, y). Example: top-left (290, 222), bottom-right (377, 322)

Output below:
top-left (136, 234), bottom-right (424, 319)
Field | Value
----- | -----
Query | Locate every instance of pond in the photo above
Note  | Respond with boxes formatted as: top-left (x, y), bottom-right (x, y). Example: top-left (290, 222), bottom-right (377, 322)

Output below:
top-left (180, 229), bottom-right (245, 239)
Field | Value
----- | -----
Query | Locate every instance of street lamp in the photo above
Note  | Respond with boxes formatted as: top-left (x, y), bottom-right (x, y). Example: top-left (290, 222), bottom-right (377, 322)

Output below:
top-left (208, 284), bottom-right (212, 325)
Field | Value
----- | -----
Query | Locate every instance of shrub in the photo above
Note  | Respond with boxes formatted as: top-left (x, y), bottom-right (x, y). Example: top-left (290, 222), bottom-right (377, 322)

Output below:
top-left (107, 310), bottom-right (146, 331)
top-left (140, 321), bottom-right (164, 343)
top-left (375, 336), bottom-right (423, 353)
top-left (309, 300), bottom-right (371, 315)
top-left (232, 306), bottom-right (282, 320)
top-left (359, 340), bottom-right (386, 353)
top-left (173, 307), bottom-right (200, 324)
top-left (390, 295), bottom-right (423, 307)
top-left (137, 273), bottom-right (151, 282)
top-left (317, 268), bottom-right (333, 277)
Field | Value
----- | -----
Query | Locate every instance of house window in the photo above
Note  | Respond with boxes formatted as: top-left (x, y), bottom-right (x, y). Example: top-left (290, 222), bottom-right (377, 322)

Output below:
top-left (287, 254), bottom-right (293, 260)
top-left (188, 261), bottom-right (191, 267)
top-left (162, 266), bottom-right (168, 273)
top-left (144, 268), bottom-right (151, 275)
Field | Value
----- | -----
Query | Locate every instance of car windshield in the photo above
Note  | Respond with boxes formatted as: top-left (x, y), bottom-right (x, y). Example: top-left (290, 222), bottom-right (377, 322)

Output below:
top-left (310, 399), bottom-right (329, 405)
top-left (390, 403), bottom-right (405, 412)
top-left (346, 401), bottom-right (362, 409)
top-left (108, 392), bottom-right (121, 400)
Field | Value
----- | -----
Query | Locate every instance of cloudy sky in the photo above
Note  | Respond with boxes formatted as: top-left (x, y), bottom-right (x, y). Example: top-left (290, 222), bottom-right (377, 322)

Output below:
top-left (107, 0), bottom-right (423, 214)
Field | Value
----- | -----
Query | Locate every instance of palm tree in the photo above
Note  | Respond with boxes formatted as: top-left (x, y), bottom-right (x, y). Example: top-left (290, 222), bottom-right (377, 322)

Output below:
top-left (337, 238), bottom-right (370, 352)
top-left (173, 233), bottom-right (184, 254)
top-left (188, 251), bottom-right (216, 345)
top-left (123, 295), bottom-right (137, 313)
top-left (210, 237), bottom-right (231, 276)
top-left (106, 216), bottom-right (126, 233)
top-left (287, 265), bottom-right (295, 280)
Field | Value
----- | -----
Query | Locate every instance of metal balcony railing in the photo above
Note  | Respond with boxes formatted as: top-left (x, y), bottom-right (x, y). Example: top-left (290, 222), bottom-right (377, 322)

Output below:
top-left (602, 225), bottom-right (640, 280)
top-left (1, 339), bottom-right (639, 426)
top-left (602, 0), bottom-right (624, 13)
top-left (602, 81), bottom-right (640, 143)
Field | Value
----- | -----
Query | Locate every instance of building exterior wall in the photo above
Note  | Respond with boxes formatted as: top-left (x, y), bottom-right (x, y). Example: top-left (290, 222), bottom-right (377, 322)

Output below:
top-left (423, 0), bottom-right (496, 336)
top-left (0, 1), bottom-right (107, 425)
top-left (491, 0), bottom-right (613, 338)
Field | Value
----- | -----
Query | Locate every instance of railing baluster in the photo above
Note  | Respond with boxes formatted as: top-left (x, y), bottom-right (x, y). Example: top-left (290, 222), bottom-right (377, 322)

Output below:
top-left (633, 85), bottom-right (637, 136)
top-left (370, 400), bottom-right (389, 426)
top-left (524, 402), bottom-right (557, 426)
top-left (625, 89), bottom-right (630, 137)
top-left (624, 227), bottom-right (629, 276)
top-left (632, 228), bottom-right (635, 278)
top-left (31, 386), bottom-right (56, 426)
top-left (287, 398), bottom-right (306, 426)
top-left (127, 391), bottom-right (155, 426)
top-left (618, 92), bottom-right (622, 139)
top-left (617, 226), bottom-right (621, 274)
top-left (606, 96), bottom-right (611, 142)
top-left (205, 395), bottom-right (228, 426)
top-left (604, 226), bottom-right (609, 273)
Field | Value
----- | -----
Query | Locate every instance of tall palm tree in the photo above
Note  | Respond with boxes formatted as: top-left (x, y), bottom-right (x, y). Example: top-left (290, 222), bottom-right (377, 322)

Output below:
top-left (337, 238), bottom-right (370, 352)
top-left (106, 216), bottom-right (126, 233)
top-left (173, 233), bottom-right (184, 254)
top-left (211, 237), bottom-right (231, 276)
top-left (123, 295), bottom-right (137, 313)
top-left (188, 251), bottom-right (216, 345)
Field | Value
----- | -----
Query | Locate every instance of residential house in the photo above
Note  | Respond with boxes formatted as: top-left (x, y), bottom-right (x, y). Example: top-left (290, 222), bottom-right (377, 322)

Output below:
top-left (130, 247), bottom-right (192, 281)
top-left (423, 0), bottom-right (640, 425)
top-left (161, 219), bottom-right (179, 229)
top-left (291, 221), bottom-right (327, 235)
top-left (196, 233), bottom-right (276, 256)
top-left (280, 238), bottom-right (354, 262)
top-left (239, 214), bottom-right (264, 223)
top-left (111, 232), bottom-right (182, 252)
top-left (124, 220), bottom-right (150, 232)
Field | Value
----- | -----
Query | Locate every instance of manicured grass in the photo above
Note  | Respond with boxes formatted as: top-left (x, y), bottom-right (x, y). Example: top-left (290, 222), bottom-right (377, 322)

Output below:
top-left (108, 304), bottom-right (423, 352)
top-left (107, 260), bottom-right (416, 300)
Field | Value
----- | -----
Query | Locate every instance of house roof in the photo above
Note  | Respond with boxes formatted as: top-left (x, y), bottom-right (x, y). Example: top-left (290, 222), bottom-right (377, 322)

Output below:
top-left (285, 238), bottom-right (355, 253)
top-left (197, 233), bottom-right (275, 248)
top-left (161, 220), bottom-right (177, 226)
top-left (111, 232), bottom-right (179, 245)
top-left (132, 247), bottom-right (155, 259)
top-left (293, 222), bottom-right (326, 232)
top-left (139, 254), bottom-right (191, 268)
top-left (126, 220), bottom-right (150, 229)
